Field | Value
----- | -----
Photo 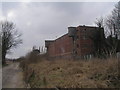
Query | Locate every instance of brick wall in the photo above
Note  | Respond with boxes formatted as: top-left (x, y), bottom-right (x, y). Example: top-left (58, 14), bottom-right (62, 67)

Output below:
top-left (45, 25), bottom-right (104, 59)
top-left (47, 34), bottom-right (73, 58)
top-left (76, 26), bottom-right (97, 58)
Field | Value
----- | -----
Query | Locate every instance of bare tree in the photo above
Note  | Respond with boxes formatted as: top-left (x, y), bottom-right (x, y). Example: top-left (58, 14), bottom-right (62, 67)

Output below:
top-left (92, 17), bottom-right (107, 58)
top-left (112, 1), bottom-right (120, 33)
top-left (104, 1), bottom-right (120, 57)
top-left (1, 20), bottom-right (22, 64)
top-left (95, 17), bottom-right (104, 28)
top-left (106, 1), bottom-right (120, 38)
top-left (0, 32), bottom-right (2, 64)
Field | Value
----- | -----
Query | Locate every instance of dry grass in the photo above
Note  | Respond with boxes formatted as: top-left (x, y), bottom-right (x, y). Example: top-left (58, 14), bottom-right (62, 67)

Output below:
top-left (20, 56), bottom-right (120, 88)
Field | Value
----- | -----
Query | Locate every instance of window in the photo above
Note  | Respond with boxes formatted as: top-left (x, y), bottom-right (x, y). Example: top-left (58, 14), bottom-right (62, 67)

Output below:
top-left (76, 35), bottom-right (79, 39)
top-left (75, 51), bottom-right (77, 55)
top-left (77, 44), bottom-right (79, 48)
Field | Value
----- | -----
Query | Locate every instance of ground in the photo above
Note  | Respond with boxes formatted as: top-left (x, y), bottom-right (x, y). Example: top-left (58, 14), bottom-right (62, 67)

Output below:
top-left (2, 62), bottom-right (25, 88)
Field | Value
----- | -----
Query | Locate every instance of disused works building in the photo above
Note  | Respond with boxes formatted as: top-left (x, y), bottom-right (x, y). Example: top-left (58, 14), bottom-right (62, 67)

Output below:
top-left (45, 25), bottom-right (104, 59)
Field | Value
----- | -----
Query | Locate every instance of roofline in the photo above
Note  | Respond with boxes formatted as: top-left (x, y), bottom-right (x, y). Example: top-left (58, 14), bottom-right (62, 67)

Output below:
top-left (45, 33), bottom-right (68, 43)
top-left (45, 40), bottom-right (54, 42)
top-left (77, 25), bottom-right (104, 29)
top-left (54, 33), bottom-right (68, 41)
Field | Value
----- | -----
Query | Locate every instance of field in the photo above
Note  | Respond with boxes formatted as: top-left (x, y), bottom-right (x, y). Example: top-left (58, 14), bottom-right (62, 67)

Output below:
top-left (20, 55), bottom-right (120, 88)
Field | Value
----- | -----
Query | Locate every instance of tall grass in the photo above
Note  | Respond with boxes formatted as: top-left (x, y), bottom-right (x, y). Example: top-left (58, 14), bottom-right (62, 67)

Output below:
top-left (20, 53), bottom-right (120, 88)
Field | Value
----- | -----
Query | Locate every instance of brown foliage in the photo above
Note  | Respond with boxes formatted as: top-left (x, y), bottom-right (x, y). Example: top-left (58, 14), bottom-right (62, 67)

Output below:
top-left (20, 56), bottom-right (120, 88)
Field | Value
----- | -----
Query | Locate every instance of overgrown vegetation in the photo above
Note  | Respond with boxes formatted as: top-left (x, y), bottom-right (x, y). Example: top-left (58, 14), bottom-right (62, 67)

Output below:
top-left (93, 1), bottom-right (120, 58)
top-left (20, 53), bottom-right (120, 88)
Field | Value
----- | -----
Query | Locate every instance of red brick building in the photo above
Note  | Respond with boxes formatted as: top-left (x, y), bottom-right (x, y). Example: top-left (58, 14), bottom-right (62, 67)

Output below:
top-left (45, 25), bottom-right (104, 59)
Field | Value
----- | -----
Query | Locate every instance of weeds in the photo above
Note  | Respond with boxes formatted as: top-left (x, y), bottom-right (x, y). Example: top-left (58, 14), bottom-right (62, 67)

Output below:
top-left (20, 53), bottom-right (119, 88)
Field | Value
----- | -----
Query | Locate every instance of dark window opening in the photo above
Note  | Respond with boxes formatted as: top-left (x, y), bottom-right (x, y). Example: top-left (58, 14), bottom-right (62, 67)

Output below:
top-left (75, 51), bottom-right (77, 54)
top-left (76, 35), bottom-right (79, 39)
top-left (77, 44), bottom-right (79, 48)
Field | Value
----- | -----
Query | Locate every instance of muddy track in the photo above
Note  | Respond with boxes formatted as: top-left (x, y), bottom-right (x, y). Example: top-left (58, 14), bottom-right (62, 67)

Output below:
top-left (2, 62), bottom-right (26, 88)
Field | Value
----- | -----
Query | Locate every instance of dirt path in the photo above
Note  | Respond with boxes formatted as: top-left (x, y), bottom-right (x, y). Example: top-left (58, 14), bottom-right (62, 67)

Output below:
top-left (2, 62), bottom-right (26, 88)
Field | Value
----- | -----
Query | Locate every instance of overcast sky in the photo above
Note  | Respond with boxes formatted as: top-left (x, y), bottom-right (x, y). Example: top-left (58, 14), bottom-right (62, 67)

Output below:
top-left (1, 1), bottom-right (118, 58)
